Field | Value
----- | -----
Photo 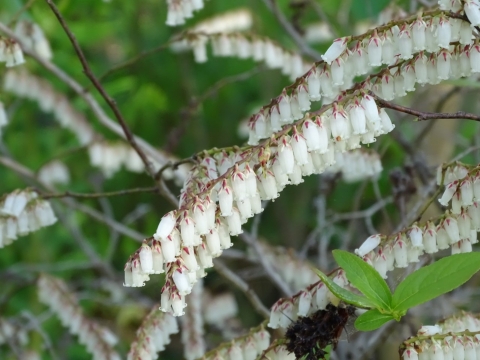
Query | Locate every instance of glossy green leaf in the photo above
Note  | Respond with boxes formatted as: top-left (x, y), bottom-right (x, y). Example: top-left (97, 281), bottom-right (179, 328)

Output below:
top-left (392, 253), bottom-right (480, 312)
top-left (332, 250), bottom-right (392, 311)
top-left (313, 268), bottom-right (376, 309)
top-left (354, 309), bottom-right (395, 331)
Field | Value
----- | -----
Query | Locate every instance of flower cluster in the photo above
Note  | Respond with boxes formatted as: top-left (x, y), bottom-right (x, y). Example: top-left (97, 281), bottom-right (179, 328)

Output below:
top-left (125, 92), bottom-right (394, 315)
top-left (203, 291), bottom-right (238, 325)
top-left (190, 8), bottom-right (253, 34)
top-left (166, 0), bottom-right (205, 26)
top-left (4, 70), bottom-right (96, 145)
top-left (304, 22), bottom-right (334, 44)
top-left (0, 189), bottom-right (57, 248)
top-left (0, 37), bottom-right (25, 67)
top-left (180, 281), bottom-right (205, 360)
top-left (401, 312), bottom-right (480, 359)
top-left (3, 71), bottom-right (188, 181)
top-left (38, 274), bottom-right (120, 360)
top-left (201, 323), bottom-right (270, 360)
top-left (0, 317), bottom-right (28, 347)
top-left (124, 5), bottom-right (479, 317)
top-left (250, 241), bottom-right (318, 292)
top-left (326, 149), bottom-right (382, 183)
top-left (38, 160), bottom-right (71, 186)
top-left (352, 162), bottom-right (480, 278)
top-left (88, 140), bottom-right (145, 177)
top-left (127, 304), bottom-right (179, 360)
top-left (177, 32), bottom-right (308, 80)
top-left (268, 270), bottom-right (348, 330)
top-left (14, 20), bottom-right (52, 60)
top-left (247, 10), bottom-right (476, 146)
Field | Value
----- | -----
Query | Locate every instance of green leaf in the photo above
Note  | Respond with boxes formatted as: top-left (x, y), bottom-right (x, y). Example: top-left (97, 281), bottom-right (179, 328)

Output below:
top-left (392, 253), bottom-right (480, 312)
top-left (312, 268), bottom-right (376, 309)
top-left (332, 250), bottom-right (393, 312)
top-left (354, 309), bottom-right (395, 331)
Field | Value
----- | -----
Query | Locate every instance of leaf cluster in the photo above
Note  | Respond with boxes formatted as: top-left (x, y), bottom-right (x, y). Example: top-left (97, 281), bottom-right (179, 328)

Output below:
top-left (314, 251), bottom-right (480, 331)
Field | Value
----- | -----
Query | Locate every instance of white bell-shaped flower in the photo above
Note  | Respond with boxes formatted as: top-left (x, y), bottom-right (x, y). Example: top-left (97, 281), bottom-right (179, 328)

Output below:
top-left (181, 246), bottom-right (198, 272)
top-left (139, 243), bottom-right (154, 274)
top-left (411, 17), bottom-right (426, 51)
top-left (269, 105), bottom-right (282, 132)
top-left (296, 85), bottom-right (311, 111)
top-left (306, 68), bottom-right (321, 101)
top-left (160, 237), bottom-right (176, 263)
top-left (314, 116), bottom-right (330, 154)
top-left (331, 57), bottom-right (344, 86)
top-left (172, 266), bottom-right (192, 296)
top-left (353, 43), bottom-right (369, 75)
top-left (296, 290), bottom-right (312, 317)
top-left (154, 211), bottom-right (177, 240)
top-left (278, 136), bottom-right (295, 175)
top-left (427, 54), bottom-right (439, 85)
top-left (381, 33), bottom-right (396, 65)
top-left (444, 216), bottom-right (460, 244)
top-left (393, 237), bottom-right (408, 268)
top-left (206, 228), bottom-right (222, 257)
top-left (151, 240), bottom-right (165, 274)
top-left (437, 16), bottom-right (452, 49)
top-left (437, 49), bottom-right (451, 80)
top-left (225, 207), bottom-right (243, 235)
top-left (470, 44), bottom-right (480, 73)
top-left (302, 119), bottom-right (321, 151)
top-left (330, 103), bottom-right (350, 140)
top-left (290, 127), bottom-right (309, 165)
top-left (465, 0), bottom-right (480, 27)
top-left (348, 100), bottom-right (367, 135)
top-left (321, 37), bottom-right (348, 64)
top-left (196, 242), bottom-right (213, 268)
top-left (397, 25), bottom-right (413, 60)
top-left (414, 53), bottom-right (428, 84)
top-left (367, 30), bottom-right (382, 67)
top-left (402, 346), bottom-right (418, 360)
top-left (278, 92), bottom-right (292, 123)
top-left (380, 108), bottom-right (395, 133)
top-left (180, 212), bottom-right (196, 247)
top-left (355, 234), bottom-right (381, 257)
top-left (381, 71), bottom-right (395, 100)
top-left (423, 222), bottom-right (438, 254)
top-left (193, 199), bottom-right (209, 235)
top-left (409, 224), bottom-right (423, 248)
top-left (460, 178), bottom-right (474, 206)
top-left (217, 219), bottom-right (233, 249)
top-left (218, 180), bottom-right (233, 217)
top-left (460, 21), bottom-right (473, 45)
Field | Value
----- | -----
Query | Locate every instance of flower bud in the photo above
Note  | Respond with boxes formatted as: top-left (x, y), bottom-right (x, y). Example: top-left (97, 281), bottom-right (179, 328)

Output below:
top-left (321, 37), bottom-right (348, 64)
top-left (355, 234), bottom-right (381, 257)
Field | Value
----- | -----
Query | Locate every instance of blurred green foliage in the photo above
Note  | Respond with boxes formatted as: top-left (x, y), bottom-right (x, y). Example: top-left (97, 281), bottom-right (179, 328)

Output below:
top-left (0, 0), bottom-right (479, 359)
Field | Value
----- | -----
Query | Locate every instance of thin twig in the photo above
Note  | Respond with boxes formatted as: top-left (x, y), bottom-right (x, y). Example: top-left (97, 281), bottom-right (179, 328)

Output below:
top-left (240, 232), bottom-right (293, 297)
top-left (212, 259), bottom-right (270, 319)
top-left (333, 196), bottom-right (393, 221)
top-left (0, 155), bottom-right (145, 242)
top-left (261, 0), bottom-right (322, 60)
top-left (21, 311), bottom-right (59, 360)
top-left (41, 187), bottom-right (158, 199)
top-left (373, 93), bottom-right (480, 122)
top-left (45, 0), bottom-right (156, 180)
top-left (98, 41), bottom-right (176, 82)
